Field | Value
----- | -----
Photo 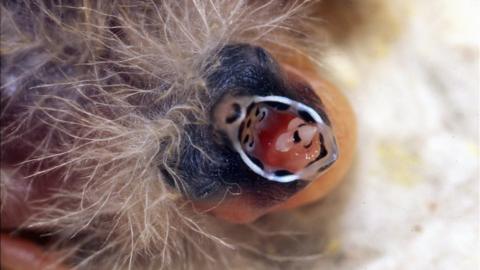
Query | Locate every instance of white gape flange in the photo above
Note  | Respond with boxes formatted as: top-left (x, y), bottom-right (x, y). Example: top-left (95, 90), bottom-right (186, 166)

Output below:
top-left (222, 95), bottom-right (338, 183)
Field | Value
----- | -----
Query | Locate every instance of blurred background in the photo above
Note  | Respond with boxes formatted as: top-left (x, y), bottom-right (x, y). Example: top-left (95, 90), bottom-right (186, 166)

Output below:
top-left (234, 0), bottom-right (479, 269)
top-left (312, 0), bottom-right (478, 268)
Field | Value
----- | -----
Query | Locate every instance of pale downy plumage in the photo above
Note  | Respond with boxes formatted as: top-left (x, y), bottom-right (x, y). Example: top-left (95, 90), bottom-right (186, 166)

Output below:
top-left (0, 0), bottom-right (324, 269)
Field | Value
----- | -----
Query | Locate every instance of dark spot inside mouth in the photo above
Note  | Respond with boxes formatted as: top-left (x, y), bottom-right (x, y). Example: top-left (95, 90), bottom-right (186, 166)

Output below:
top-left (274, 170), bottom-right (294, 177)
top-left (265, 101), bottom-right (290, 111)
top-left (307, 133), bottom-right (328, 166)
top-left (246, 119), bottom-right (251, 128)
top-left (238, 122), bottom-right (245, 141)
top-left (226, 103), bottom-right (241, 124)
top-left (258, 111), bottom-right (266, 121)
top-left (255, 107), bottom-right (260, 116)
top-left (304, 140), bottom-right (313, 148)
top-left (246, 103), bottom-right (255, 115)
top-left (319, 133), bottom-right (327, 158)
top-left (319, 145), bottom-right (328, 159)
top-left (298, 110), bottom-right (315, 123)
top-left (293, 130), bottom-right (301, 143)
top-left (243, 134), bottom-right (250, 144)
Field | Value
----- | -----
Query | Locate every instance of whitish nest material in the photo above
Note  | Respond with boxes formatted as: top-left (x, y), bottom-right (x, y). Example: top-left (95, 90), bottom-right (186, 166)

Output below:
top-left (0, 0), bottom-right (324, 269)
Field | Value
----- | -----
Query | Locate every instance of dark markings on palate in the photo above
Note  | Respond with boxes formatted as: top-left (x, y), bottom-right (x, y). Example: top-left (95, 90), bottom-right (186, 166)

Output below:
top-left (293, 130), bottom-right (301, 143)
top-left (246, 119), bottom-right (251, 128)
top-left (306, 134), bottom-right (328, 166)
top-left (298, 110), bottom-right (315, 123)
top-left (304, 140), bottom-right (313, 148)
top-left (258, 111), bottom-right (266, 121)
top-left (238, 122), bottom-right (245, 141)
top-left (319, 133), bottom-right (327, 158)
top-left (243, 134), bottom-right (250, 144)
top-left (265, 101), bottom-right (290, 111)
top-left (255, 107), bottom-right (260, 116)
top-left (274, 170), bottom-right (294, 177)
top-left (246, 103), bottom-right (255, 115)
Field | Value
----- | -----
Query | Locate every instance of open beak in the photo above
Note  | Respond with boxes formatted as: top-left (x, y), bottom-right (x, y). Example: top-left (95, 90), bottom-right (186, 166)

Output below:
top-left (213, 95), bottom-right (338, 183)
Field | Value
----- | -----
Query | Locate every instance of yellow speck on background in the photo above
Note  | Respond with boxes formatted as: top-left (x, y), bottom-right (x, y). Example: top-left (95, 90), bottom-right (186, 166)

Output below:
top-left (377, 142), bottom-right (422, 186)
top-left (325, 238), bottom-right (341, 255)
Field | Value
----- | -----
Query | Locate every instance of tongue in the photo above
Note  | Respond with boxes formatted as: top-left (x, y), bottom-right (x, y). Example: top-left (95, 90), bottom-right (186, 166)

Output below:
top-left (275, 124), bottom-right (318, 153)
top-left (275, 132), bottom-right (295, 152)
top-left (250, 109), bottom-right (321, 173)
top-left (298, 125), bottom-right (317, 144)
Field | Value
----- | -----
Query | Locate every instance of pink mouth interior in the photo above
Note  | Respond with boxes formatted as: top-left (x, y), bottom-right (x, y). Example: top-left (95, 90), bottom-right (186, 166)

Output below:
top-left (243, 105), bottom-right (321, 173)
